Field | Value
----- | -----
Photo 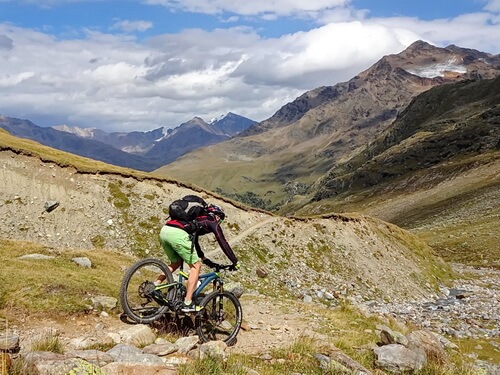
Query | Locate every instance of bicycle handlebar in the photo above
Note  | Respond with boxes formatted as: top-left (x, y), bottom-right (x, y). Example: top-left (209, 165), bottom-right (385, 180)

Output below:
top-left (213, 263), bottom-right (237, 272)
top-left (203, 258), bottom-right (238, 272)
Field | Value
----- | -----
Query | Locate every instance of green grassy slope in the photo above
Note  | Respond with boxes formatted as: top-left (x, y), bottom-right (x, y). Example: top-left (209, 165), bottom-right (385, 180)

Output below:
top-left (293, 77), bottom-right (500, 266)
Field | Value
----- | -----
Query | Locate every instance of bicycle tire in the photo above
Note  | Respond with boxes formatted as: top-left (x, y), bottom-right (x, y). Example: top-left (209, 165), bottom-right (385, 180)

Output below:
top-left (120, 258), bottom-right (174, 324)
top-left (196, 291), bottom-right (242, 346)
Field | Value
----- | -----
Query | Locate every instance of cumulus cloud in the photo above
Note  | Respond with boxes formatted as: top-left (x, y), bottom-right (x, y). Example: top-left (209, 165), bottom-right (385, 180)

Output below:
top-left (0, 0), bottom-right (499, 133)
top-left (230, 22), bottom-right (416, 88)
top-left (364, 13), bottom-right (500, 56)
top-left (485, 0), bottom-right (500, 12)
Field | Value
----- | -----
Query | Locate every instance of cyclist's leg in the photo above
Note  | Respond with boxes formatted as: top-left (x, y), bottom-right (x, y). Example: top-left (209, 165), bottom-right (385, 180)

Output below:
top-left (165, 227), bottom-right (202, 307)
top-left (169, 259), bottom-right (182, 273)
top-left (160, 226), bottom-right (201, 304)
top-left (184, 261), bottom-right (201, 303)
top-left (159, 225), bottom-right (183, 282)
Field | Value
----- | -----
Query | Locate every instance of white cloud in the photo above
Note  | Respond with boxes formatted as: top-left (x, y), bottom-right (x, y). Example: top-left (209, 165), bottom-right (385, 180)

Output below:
top-left (145, 0), bottom-right (350, 17)
top-left (365, 13), bottom-right (500, 55)
top-left (111, 20), bottom-right (153, 33)
top-left (0, 1), bottom-right (499, 133)
top-left (485, 0), bottom-right (500, 12)
top-left (0, 34), bottom-right (13, 49)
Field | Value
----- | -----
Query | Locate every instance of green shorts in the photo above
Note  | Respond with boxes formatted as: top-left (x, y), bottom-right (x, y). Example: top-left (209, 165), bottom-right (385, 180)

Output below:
top-left (159, 225), bottom-right (199, 265)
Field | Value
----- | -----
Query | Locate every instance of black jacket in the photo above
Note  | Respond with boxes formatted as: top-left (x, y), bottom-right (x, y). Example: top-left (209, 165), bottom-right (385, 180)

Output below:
top-left (166, 214), bottom-right (238, 264)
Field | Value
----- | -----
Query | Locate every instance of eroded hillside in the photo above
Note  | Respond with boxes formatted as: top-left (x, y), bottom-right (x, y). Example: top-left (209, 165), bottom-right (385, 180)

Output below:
top-left (0, 137), bottom-right (452, 303)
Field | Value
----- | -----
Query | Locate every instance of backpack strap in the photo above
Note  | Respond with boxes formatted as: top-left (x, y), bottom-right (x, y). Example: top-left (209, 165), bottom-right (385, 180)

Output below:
top-left (190, 230), bottom-right (198, 254)
top-left (166, 220), bottom-right (183, 229)
top-left (182, 195), bottom-right (208, 207)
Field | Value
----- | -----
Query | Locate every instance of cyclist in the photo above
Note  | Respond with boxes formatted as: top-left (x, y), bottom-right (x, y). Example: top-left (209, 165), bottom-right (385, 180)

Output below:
top-left (159, 202), bottom-right (240, 313)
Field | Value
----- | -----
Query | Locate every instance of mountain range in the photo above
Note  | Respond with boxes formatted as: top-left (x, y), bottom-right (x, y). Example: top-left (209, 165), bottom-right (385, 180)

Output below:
top-left (1, 41), bottom-right (498, 255)
top-left (0, 112), bottom-right (256, 171)
top-left (154, 41), bottom-right (499, 266)
top-left (158, 41), bottom-right (500, 209)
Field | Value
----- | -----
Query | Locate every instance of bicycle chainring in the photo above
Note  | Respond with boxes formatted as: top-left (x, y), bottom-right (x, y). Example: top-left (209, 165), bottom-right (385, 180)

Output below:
top-left (138, 281), bottom-right (156, 299)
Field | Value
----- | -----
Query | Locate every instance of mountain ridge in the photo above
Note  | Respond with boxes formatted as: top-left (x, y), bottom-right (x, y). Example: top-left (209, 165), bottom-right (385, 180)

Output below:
top-left (157, 41), bottom-right (500, 211)
top-left (0, 115), bottom-right (159, 171)
top-left (311, 75), bottom-right (500, 200)
top-left (0, 112), bottom-right (256, 171)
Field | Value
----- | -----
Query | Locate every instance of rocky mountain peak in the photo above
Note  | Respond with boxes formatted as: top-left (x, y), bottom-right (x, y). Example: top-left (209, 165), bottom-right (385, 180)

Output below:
top-left (159, 41), bottom-right (500, 214)
top-left (242, 41), bottom-right (493, 139)
top-left (0, 111), bottom-right (255, 171)
top-left (404, 39), bottom-right (436, 53)
top-left (172, 116), bottom-right (216, 133)
top-left (365, 40), bottom-right (499, 82)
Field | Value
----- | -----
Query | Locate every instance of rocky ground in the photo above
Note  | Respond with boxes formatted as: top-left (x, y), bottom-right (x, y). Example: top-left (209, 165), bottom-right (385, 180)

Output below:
top-left (364, 264), bottom-right (499, 342)
top-left (363, 263), bottom-right (500, 373)
top-left (2, 263), bottom-right (498, 372)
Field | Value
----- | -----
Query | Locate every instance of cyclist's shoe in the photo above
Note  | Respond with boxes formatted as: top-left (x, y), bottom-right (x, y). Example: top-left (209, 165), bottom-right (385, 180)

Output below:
top-left (180, 302), bottom-right (204, 313)
top-left (172, 300), bottom-right (185, 312)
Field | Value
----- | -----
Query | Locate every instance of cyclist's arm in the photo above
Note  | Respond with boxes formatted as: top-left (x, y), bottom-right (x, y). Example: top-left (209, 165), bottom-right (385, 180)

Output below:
top-left (193, 234), bottom-right (205, 259)
top-left (208, 220), bottom-right (238, 264)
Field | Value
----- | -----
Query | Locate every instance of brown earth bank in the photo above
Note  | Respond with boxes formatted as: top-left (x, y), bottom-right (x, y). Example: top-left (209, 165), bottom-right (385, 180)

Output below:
top-left (0, 149), bottom-right (452, 303)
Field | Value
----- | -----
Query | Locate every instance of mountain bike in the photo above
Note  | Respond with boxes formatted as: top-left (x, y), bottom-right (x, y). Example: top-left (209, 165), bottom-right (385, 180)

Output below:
top-left (119, 258), bottom-right (242, 345)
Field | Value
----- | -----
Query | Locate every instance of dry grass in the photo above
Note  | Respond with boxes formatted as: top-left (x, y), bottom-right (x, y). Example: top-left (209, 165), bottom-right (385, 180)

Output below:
top-left (179, 335), bottom-right (479, 375)
top-left (30, 330), bottom-right (65, 353)
top-left (0, 237), bottom-right (486, 375)
top-left (0, 127), bottom-right (494, 374)
top-left (0, 129), bottom-right (147, 177)
top-left (0, 238), bottom-right (135, 318)
top-left (294, 152), bottom-right (500, 268)
top-left (0, 129), bottom-right (261, 215)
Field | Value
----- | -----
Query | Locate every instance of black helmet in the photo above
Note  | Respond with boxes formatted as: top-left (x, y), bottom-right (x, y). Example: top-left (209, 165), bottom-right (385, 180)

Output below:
top-left (207, 204), bottom-right (225, 221)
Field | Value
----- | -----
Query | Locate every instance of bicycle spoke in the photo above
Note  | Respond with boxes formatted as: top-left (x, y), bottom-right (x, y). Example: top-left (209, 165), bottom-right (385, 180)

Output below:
top-left (196, 291), bottom-right (242, 345)
top-left (120, 259), bottom-right (173, 324)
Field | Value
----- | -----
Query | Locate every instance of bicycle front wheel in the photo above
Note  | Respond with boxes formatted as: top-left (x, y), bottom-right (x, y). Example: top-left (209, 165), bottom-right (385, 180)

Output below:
top-left (196, 291), bottom-right (242, 346)
top-left (120, 258), bottom-right (173, 324)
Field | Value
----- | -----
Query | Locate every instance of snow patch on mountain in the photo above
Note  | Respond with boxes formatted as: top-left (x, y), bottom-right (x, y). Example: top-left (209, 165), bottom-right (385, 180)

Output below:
top-left (405, 58), bottom-right (467, 78)
top-left (155, 127), bottom-right (172, 142)
top-left (210, 114), bottom-right (227, 124)
top-left (52, 125), bottom-right (96, 138)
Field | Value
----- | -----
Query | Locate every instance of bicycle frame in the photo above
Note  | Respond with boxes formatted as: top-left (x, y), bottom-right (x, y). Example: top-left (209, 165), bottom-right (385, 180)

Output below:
top-left (178, 269), bottom-right (224, 298)
top-left (154, 265), bottom-right (224, 305)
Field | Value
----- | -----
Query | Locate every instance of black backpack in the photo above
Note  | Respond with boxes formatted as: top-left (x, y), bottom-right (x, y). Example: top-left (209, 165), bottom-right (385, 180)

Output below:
top-left (168, 195), bottom-right (208, 222)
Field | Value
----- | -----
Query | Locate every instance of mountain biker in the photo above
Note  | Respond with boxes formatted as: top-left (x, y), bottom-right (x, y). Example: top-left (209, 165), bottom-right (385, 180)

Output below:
top-left (158, 202), bottom-right (240, 313)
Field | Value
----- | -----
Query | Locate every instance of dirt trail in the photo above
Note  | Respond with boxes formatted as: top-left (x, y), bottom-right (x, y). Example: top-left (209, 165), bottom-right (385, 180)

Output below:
top-left (227, 294), bottom-right (314, 355)
top-left (8, 293), bottom-right (312, 357)
top-left (204, 216), bottom-right (278, 259)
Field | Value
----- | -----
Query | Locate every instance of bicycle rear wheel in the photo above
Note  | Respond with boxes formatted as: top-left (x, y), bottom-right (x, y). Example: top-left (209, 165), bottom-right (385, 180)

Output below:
top-left (120, 258), bottom-right (174, 324)
top-left (196, 291), bottom-right (242, 346)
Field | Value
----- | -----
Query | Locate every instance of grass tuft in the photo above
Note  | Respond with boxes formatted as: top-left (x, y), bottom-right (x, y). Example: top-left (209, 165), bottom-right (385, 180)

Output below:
top-left (31, 331), bottom-right (64, 354)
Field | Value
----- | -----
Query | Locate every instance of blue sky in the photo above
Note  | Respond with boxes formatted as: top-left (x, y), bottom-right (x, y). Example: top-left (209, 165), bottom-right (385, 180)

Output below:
top-left (0, 0), bottom-right (499, 132)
